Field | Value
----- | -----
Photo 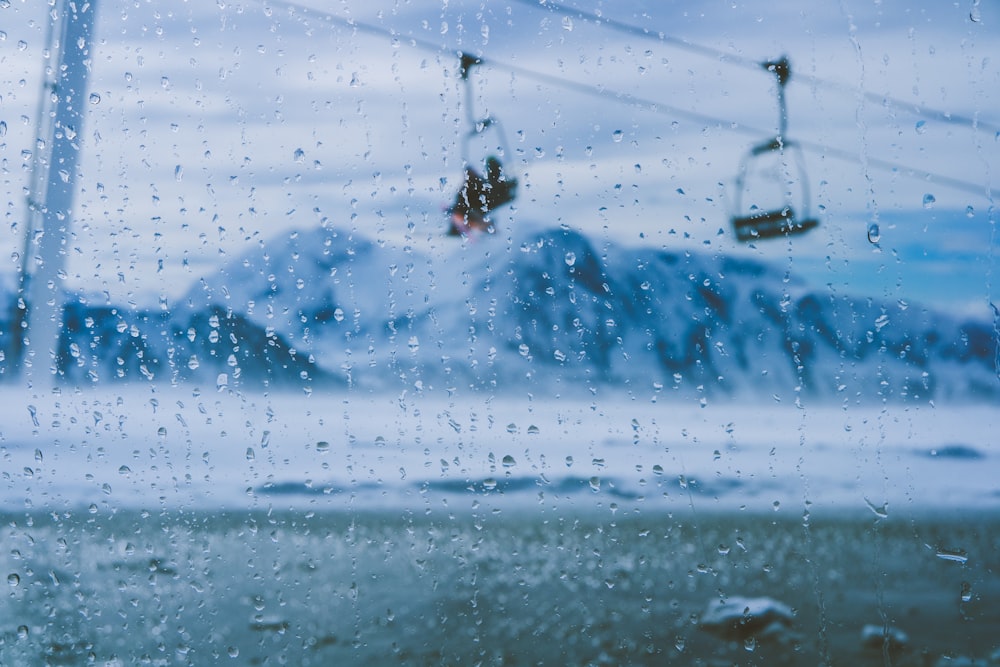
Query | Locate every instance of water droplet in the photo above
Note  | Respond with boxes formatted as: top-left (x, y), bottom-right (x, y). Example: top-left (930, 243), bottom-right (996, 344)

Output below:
top-left (565, 455), bottom-right (574, 467)
top-left (118, 465), bottom-right (132, 476)
top-left (187, 356), bottom-right (200, 370)
top-left (482, 478), bottom-right (497, 491)
top-left (744, 636), bottom-right (756, 652)
top-left (935, 547), bottom-right (968, 564)
top-left (960, 581), bottom-right (973, 602)
top-left (864, 497), bottom-right (889, 518)
top-left (89, 92), bottom-right (101, 105)
top-left (293, 148), bottom-right (305, 162)
top-left (174, 165), bottom-right (183, 181)
top-left (561, 16), bottom-right (573, 31)
top-left (260, 431), bottom-right (271, 448)
top-left (564, 251), bottom-right (576, 266)
top-left (867, 222), bottom-right (881, 244)
top-left (612, 129), bottom-right (623, 142)
top-left (333, 307), bottom-right (345, 322)
top-left (27, 405), bottom-right (39, 427)
top-left (589, 476), bottom-right (601, 492)
top-left (246, 447), bottom-right (255, 461)
top-left (157, 426), bottom-right (167, 437)
top-left (922, 193), bottom-right (936, 208)
top-left (915, 120), bottom-right (927, 134)
top-left (228, 646), bottom-right (239, 658)
top-left (502, 454), bottom-right (516, 467)
top-left (315, 441), bottom-right (330, 453)
top-left (17, 625), bottom-right (28, 640)
top-left (965, 205), bottom-right (975, 218)
top-left (0, 120), bottom-right (6, 137)
top-left (8, 573), bottom-right (20, 587)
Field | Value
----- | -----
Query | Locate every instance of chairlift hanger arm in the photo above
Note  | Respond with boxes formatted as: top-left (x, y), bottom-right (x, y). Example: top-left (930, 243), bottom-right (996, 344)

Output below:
top-left (763, 56), bottom-right (790, 139)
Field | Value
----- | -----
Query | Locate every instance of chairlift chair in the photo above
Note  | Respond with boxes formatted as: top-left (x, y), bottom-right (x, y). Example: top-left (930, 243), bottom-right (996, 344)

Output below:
top-left (730, 57), bottom-right (818, 242)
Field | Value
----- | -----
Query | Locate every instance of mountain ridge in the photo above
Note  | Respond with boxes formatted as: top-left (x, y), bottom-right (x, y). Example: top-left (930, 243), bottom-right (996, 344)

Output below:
top-left (1, 224), bottom-right (996, 402)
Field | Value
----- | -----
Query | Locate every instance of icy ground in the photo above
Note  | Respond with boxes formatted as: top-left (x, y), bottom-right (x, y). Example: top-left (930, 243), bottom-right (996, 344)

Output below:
top-left (1, 385), bottom-right (997, 517)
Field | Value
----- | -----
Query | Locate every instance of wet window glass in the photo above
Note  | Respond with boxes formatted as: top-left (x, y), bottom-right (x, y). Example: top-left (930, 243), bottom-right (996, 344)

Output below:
top-left (1, 0), bottom-right (997, 664)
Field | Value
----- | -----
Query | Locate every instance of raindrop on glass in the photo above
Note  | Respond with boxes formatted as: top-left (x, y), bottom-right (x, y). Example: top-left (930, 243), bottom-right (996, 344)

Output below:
top-left (922, 193), bottom-right (936, 208)
top-left (867, 222), bottom-right (880, 244)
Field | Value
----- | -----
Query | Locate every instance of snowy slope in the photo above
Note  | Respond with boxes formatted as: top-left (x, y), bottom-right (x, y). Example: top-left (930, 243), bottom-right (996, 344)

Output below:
top-left (13, 222), bottom-right (999, 402)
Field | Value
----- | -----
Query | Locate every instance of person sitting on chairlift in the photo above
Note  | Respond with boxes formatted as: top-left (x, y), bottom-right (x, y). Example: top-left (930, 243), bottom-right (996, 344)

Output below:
top-left (448, 156), bottom-right (517, 236)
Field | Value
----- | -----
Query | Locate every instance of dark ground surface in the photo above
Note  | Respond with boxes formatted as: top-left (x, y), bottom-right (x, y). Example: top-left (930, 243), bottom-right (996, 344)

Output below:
top-left (0, 507), bottom-right (997, 666)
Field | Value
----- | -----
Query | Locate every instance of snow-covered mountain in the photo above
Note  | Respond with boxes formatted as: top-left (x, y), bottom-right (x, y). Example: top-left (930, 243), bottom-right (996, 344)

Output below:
top-left (5, 224), bottom-right (997, 402)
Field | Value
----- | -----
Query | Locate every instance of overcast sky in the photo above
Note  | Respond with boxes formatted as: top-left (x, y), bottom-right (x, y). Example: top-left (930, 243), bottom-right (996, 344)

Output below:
top-left (1, 0), bottom-right (997, 318)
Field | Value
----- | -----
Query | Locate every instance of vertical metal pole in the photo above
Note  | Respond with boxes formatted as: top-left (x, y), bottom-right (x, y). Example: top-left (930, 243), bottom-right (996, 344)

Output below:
top-left (20, 0), bottom-right (97, 381)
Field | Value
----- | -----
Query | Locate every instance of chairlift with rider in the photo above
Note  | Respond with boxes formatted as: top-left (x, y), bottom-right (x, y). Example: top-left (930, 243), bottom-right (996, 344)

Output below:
top-left (447, 53), bottom-right (518, 237)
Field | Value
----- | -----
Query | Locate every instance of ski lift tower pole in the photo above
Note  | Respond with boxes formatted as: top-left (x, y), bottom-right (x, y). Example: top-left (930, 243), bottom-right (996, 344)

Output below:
top-left (18, 0), bottom-right (98, 381)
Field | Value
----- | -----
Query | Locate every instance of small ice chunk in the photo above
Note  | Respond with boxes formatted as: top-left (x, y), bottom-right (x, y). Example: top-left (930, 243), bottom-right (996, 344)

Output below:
top-left (860, 623), bottom-right (909, 652)
top-left (700, 595), bottom-right (793, 640)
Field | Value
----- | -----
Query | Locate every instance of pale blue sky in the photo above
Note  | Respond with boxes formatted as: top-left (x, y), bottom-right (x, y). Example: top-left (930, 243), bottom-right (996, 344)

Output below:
top-left (0, 0), bottom-right (996, 318)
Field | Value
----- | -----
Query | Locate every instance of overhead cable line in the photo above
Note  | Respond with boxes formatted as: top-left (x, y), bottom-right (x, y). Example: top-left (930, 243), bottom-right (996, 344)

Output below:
top-left (514, 0), bottom-right (1000, 137)
top-left (262, 0), bottom-right (993, 199)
